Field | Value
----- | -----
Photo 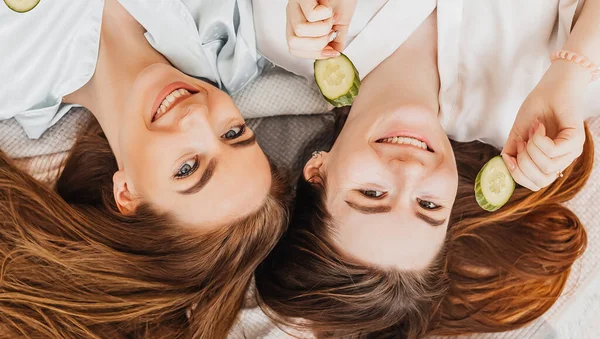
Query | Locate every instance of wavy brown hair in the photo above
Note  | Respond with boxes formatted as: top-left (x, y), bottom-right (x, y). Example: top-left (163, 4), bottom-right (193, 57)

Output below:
top-left (0, 120), bottom-right (289, 338)
top-left (255, 122), bottom-right (593, 339)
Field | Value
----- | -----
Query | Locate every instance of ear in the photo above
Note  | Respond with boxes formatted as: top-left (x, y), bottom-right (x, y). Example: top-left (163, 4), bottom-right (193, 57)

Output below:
top-left (303, 151), bottom-right (328, 184)
top-left (112, 170), bottom-right (138, 215)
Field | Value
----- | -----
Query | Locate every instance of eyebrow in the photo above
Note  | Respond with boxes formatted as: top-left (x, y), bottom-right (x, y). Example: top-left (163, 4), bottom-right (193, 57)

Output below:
top-left (229, 134), bottom-right (257, 148)
top-left (415, 212), bottom-right (446, 227)
top-left (178, 158), bottom-right (218, 195)
top-left (345, 201), bottom-right (392, 214)
top-left (345, 201), bottom-right (447, 227)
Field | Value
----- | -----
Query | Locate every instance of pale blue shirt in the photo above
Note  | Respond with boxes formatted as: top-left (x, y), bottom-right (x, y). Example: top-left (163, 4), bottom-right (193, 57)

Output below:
top-left (0, 0), bottom-right (264, 139)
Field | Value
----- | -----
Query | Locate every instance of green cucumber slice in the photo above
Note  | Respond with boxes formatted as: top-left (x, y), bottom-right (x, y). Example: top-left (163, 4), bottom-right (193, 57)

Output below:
top-left (314, 53), bottom-right (360, 107)
top-left (4, 0), bottom-right (40, 12)
top-left (474, 156), bottom-right (516, 212)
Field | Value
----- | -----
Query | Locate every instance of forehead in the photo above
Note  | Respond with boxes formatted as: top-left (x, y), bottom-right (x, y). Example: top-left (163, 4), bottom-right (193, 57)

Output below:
top-left (330, 208), bottom-right (448, 271)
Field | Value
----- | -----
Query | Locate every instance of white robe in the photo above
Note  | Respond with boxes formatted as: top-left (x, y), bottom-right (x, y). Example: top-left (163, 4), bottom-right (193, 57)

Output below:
top-left (254, 0), bottom-right (599, 149)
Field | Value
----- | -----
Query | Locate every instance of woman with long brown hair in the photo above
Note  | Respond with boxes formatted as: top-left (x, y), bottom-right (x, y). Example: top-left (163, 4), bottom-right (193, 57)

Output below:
top-left (253, 0), bottom-right (598, 337)
top-left (0, 0), bottom-right (289, 337)
top-left (0, 121), bottom-right (288, 338)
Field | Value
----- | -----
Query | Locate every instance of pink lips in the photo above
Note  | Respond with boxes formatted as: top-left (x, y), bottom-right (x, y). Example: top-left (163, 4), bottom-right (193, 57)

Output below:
top-left (151, 81), bottom-right (199, 122)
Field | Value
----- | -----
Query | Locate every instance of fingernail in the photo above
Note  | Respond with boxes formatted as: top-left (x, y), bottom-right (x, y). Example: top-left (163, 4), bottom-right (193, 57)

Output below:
top-left (502, 153), bottom-right (516, 171)
top-left (323, 49), bottom-right (340, 57)
top-left (328, 30), bottom-right (339, 42)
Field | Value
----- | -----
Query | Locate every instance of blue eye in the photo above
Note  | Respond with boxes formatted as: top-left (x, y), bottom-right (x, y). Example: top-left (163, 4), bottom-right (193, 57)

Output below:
top-left (361, 190), bottom-right (386, 199)
top-left (222, 124), bottom-right (246, 140)
top-left (417, 198), bottom-right (440, 210)
top-left (175, 157), bottom-right (198, 179)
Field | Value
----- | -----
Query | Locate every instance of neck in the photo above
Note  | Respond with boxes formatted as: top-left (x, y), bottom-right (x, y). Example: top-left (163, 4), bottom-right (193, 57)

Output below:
top-left (64, 0), bottom-right (169, 166)
top-left (350, 11), bottom-right (439, 120)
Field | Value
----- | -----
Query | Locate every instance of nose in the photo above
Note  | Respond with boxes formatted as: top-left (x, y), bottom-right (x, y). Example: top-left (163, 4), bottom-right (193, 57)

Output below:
top-left (388, 158), bottom-right (426, 181)
top-left (177, 103), bottom-right (210, 132)
top-left (173, 103), bottom-right (220, 152)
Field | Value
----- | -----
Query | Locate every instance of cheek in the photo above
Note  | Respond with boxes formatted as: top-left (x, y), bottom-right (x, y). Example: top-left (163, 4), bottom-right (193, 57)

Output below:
top-left (118, 116), bottom-right (150, 168)
top-left (433, 168), bottom-right (459, 203)
top-left (341, 150), bottom-right (383, 178)
top-left (325, 150), bottom-right (383, 194)
top-left (123, 138), bottom-right (168, 197)
top-left (445, 160), bottom-right (459, 196)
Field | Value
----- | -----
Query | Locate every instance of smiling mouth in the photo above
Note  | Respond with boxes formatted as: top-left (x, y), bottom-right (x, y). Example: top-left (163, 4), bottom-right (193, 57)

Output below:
top-left (151, 82), bottom-right (199, 123)
top-left (376, 135), bottom-right (434, 152)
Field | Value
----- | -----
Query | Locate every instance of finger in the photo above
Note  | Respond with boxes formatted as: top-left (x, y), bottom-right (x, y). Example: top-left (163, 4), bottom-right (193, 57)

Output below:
top-left (531, 121), bottom-right (583, 167)
top-left (286, 16), bottom-right (339, 59)
top-left (526, 138), bottom-right (572, 175)
top-left (516, 140), bottom-right (556, 189)
top-left (502, 126), bottom-right (525, 158)
top-left (552, 125), bottom-right (585, 158)
top-left (329, 24), bottom-right (349, 52)
top-left (502, 153), bottom-right (541, 192)
top-left (298, 0), bottom-right (333, 22)
top-left (532, 122), bottom-right (583, 158)
top-left (288, 3), bottom-right (333, 37)
top-left (528, 122), bottom-right (557, 158)
top-left (288, 31), bottom-right (339, 53)
top-left (289, 46), bottom-right (339, 59)
top-left (293, 18), bottom-right (334, 37)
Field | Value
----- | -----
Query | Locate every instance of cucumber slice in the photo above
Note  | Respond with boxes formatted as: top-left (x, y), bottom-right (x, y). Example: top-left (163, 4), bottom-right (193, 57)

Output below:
top-left (314, 53), bottom-right (360, 107)
top-left (4, 0), bottom-right (40, 12)
top-left (474, 156), bottom-right (515, 212)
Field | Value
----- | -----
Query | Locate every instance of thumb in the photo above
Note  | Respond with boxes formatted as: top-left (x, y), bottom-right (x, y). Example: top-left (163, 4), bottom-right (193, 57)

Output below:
top-left (551, 126), bottom-right (581, 157)
top-left (329, 23), bottom-right (349, 52)
top-left (327, 1), bottom-right (355, 52)
top-left (502, 128), bottom-right (524, 157)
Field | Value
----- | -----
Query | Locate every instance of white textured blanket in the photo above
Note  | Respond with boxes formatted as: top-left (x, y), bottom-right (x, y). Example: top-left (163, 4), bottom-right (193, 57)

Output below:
top-left (1, 66), bottom-right (598, 339)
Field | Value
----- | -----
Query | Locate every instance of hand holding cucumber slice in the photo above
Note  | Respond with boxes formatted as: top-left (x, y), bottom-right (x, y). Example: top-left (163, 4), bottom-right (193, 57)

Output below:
top-left (314, 53), bottom-right (360, 107)
top-left (4, 0), bottom-right (40, 12)
top-left (474, 156), bottom-right (516, 212)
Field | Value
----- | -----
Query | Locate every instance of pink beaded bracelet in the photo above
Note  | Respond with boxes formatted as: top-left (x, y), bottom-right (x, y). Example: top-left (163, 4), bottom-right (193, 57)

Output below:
top-left (551, 50), bottom-right (600, 82)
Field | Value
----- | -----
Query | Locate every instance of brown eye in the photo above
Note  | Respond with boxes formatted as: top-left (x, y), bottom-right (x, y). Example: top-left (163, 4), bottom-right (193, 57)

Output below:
top-left (361, 190), bottom-right (386, 199)
top-left (417, 198), bottom-right (441, 210)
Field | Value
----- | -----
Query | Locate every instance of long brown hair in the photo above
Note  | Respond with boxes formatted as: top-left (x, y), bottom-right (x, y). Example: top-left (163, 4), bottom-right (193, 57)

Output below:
top-left (255, 123), bottom-right (593, 338)
top-left (0, 120), bottom-right (289, 338)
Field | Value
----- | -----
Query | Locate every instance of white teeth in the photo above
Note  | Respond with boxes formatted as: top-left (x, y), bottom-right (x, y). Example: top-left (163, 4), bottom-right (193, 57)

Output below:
top-left (155, 88), bottom-right (193, 118)
top-left (380, 136), bottom-right (429, 151)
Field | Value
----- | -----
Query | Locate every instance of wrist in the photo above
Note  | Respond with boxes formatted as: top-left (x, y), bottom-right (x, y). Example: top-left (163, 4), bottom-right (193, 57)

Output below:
top-left (543, 59), bottom-right (591, 92)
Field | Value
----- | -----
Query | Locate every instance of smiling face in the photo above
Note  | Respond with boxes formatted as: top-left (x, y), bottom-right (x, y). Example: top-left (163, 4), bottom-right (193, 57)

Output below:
top-left (305, 104), bottom-right (458, 271)
top-left (301, 10), bottom-right (454, 271)
top-left (111, 64), bottom-right (271, 229)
